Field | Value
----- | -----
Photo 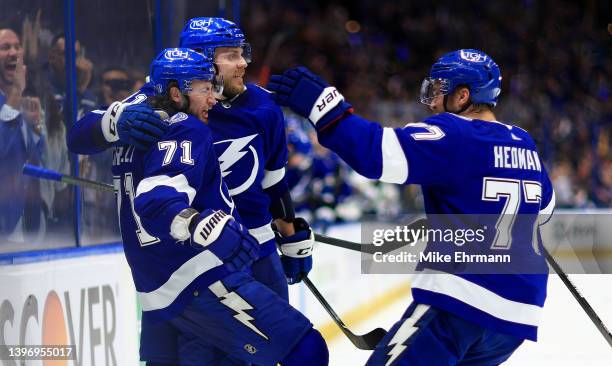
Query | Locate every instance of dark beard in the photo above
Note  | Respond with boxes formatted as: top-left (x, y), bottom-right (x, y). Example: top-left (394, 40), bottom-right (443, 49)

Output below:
top-left (222, 80), bottom-right (245, 99)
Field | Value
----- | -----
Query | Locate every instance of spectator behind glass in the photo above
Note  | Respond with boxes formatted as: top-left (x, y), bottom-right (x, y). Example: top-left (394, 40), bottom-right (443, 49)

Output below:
top-left (99, 66), bottom-right (133, 105)
top-left (37, 34), bottom-right (97, 237)
top-left (0, 28), bottom-right (45, 246)
top-left (49, 34), bottom-right (95, 98)
top-left (80, 66), bottom-right (130, 244)
top-left (129, 68), bottom-right (146, 94)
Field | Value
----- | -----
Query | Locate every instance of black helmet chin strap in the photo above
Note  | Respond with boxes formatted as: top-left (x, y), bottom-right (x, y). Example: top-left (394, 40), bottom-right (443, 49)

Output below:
top-left (443, 94), bottom-right (472, 115)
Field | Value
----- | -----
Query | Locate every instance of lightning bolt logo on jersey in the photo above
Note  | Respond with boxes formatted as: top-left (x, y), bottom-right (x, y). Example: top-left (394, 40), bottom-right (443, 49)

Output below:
top-left (383, 304), bottom-right (430, 366)
top-left (208, 84), bottom-right (289, 250)
top-left (209, 280), bottom-right (269, 340)
top-left (75, 81), bottom-right (289, 252)
top-left (317, 111), bottom-right (555, 342)
top-left (112, 112), bottom-right (239, 323)
top-left (215, 133), bottom-right (259, 195)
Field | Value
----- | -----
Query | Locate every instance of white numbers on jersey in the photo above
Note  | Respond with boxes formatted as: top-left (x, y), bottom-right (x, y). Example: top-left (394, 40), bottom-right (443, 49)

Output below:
top-left (180, 141), bottom-right (194, 164)
top-left (405, 122), bottom-right (446, 141)
top-left (158, 140), bottom-right (194, 166)
top-left (114, 173), bottom-right (160, 246)
top-left (481, 177), bottom-right (542, 250)
top-left (122, 93), bottom-right (148, 105)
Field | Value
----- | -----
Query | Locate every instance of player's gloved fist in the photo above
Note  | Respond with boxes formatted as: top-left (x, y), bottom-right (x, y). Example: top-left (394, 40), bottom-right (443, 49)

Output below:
top-left (101, 102), bottom-right (169, 150)
top-left (275, 218), bottom-right (315, 284)
top-left (189, 209), bottom-right (260, 272)
top-left (267, 66), bottom-right (353, 131)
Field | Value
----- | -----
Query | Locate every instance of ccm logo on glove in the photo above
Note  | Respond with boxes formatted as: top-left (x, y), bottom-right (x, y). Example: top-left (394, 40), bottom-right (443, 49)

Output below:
top-left (309, 86), bottom-right (344, 124)
top-left (296, 247), bottom-right (313, 256)
top-left (193, 210), bottom-right (232, 247)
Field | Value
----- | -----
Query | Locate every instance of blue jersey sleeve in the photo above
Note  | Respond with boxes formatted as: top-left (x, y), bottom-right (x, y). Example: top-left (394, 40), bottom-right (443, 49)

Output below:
top-left (67, 109), bottom-right (110, 154)
top-left (260, 106), bottom-right (290, 199)
top-left (400, 114), bottom-right (461, 185)
top-left (133, 116), bottom-right (215, 240)
top-left (67, 89), bottom-right (152, 154)
top-left (317, 113), bottom-right (460, 185)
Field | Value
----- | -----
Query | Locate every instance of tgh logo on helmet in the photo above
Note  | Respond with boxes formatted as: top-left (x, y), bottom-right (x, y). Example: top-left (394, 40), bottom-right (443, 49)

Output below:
top-left (164, 49), bottom-right (190, 61)
top-left (460, 50), bottom-right (488, 63)
top-left (189, 18), bottom-right (214, 30)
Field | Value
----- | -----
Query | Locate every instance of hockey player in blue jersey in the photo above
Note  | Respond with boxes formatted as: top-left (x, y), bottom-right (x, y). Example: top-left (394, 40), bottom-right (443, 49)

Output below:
top-left (117, 48), bottom-right (327, 366)
top-left (179, 18), bottom-right (313, 296)
top-left (267, 49), bottom-right (556, 365)
top-left (68, 18), bottom-right (324, 365)
top-left (68, 17), bottom-right (312, 299)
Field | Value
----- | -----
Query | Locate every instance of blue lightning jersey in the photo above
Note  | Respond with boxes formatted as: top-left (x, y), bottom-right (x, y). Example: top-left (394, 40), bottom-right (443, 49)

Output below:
top-left (112, 111), bottom-right (236, 323)
top-left (318, 112), bottom-right (555, 341)
top-left (68, 83), bottom-right (289, 254)
top-left (208, 83), bottom-right (288, 254)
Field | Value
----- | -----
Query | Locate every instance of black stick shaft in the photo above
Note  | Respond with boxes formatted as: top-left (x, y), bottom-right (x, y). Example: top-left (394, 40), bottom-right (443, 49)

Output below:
top-left (303, 276), bottom-right (386, 350)
top-left (61, 176), bottom-right (114, 192)
top-left (544, 248), bottom-right (612, 347)
top-left (303, 277), bottom-right (348, 327)
top-left (314, 218), bottom-right (427, 254)
top-left (316, 229), bottom-right (612, 347)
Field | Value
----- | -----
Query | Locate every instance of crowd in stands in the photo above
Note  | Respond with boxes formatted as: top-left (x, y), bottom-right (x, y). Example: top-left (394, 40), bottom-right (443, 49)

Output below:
top-left (1, 0), bottom-right (609, 249)
top-left (243, 0), bottom-right (611, 215)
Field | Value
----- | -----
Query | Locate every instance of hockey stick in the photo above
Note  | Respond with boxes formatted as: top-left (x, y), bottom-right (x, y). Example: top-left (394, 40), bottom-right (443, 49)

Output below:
top-left (23, 164), bottom-right (387, 349)
top-left (23, 164), bottom-right (114, 192)
top-left (543, 246), bottom-right (612, 347)
top-left (314, 218), bottom-right (428, 255)
top-left (23, 164), bottom-right (612, 346)
top-left (318, 225), bottom-right (612, 347)
top-left (302, 276), bottom-right (386, 350)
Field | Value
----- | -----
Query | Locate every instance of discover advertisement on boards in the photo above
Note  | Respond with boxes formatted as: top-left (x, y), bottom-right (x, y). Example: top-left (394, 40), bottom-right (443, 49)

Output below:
top-left (0, 250), bottom-right (139, 365)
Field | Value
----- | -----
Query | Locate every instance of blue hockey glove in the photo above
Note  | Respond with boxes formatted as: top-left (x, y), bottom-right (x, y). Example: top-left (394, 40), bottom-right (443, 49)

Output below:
top-left (189, 209), bottom-right (260, 272)
top-left (101, 102), bottom-right (169, 150)
top-left (275, 218), bottom-right (315, 285)
top-left (267, 66), bottom-right (353, 131)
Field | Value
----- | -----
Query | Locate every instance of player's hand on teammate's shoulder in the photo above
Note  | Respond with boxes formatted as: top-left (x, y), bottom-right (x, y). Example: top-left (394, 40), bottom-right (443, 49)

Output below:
top-left (117, 104), bottom-right (170, 150)
top-left (267, 66), bottom-right (353, 132)
top-left (274, 217), bottom-right (315, 284)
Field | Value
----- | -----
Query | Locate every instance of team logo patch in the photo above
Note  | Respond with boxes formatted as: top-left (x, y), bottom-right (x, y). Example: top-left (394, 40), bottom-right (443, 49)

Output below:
top-left (164, 48), bottom-right (190, 61)
top-left (168, 112), bottom-right (189, 124)
top-left (189, 18), bottom-right (213, 30)
top-left (460, 50), bottom-right (487, 63)
top-left (214, 134), bottom-right (259, 196)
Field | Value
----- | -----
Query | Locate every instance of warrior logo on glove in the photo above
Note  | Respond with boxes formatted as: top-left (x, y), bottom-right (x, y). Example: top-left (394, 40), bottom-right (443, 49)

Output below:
top-left (193, 210), bottom-right (232, 247)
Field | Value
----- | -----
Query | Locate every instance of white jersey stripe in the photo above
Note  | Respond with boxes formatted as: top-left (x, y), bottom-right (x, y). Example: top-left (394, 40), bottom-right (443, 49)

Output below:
top-left (136, 174), bottom-right (197, 205)
top-left (380, 128), bottom-right (409, 184)
top-left (411, 273), bottom-right (543, 326)
top-left (539, 190), bottom-right (556, 225)
top-left (261, 167), bottom-right (286, 189)
top-left (138, 250), bottom-right (223, 311)
top-left (248, 222), bottom-right (275, 244)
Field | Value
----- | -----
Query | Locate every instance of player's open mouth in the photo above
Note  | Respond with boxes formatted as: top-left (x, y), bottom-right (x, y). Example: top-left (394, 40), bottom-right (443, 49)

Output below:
top-left (5, 63), bottom-right (17, 72)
